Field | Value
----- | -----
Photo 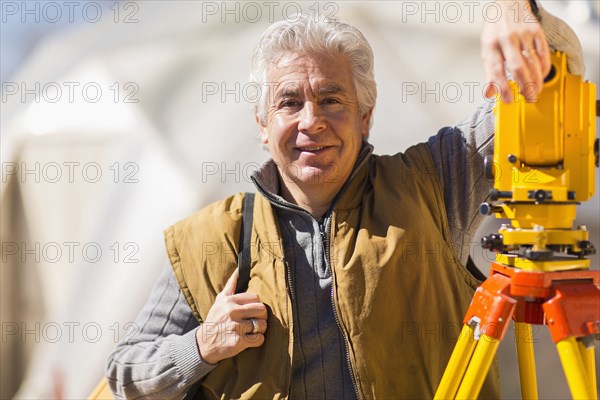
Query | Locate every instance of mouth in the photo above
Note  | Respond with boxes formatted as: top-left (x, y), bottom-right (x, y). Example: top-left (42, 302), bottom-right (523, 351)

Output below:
top-left (295, 145), bottom-right (330, 153)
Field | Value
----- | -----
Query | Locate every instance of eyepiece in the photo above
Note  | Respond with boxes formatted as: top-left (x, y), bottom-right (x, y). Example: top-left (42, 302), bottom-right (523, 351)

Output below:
top-left (544, 65), bottom-right (556, 83)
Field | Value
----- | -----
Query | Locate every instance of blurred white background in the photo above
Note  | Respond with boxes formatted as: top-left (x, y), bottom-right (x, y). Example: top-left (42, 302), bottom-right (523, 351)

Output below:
top-left (1, 1), bottom-right (598, 399)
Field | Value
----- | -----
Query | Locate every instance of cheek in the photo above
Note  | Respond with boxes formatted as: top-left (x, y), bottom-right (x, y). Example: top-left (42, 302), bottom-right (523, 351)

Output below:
top-left (269, 115), bottom-right (296, 144)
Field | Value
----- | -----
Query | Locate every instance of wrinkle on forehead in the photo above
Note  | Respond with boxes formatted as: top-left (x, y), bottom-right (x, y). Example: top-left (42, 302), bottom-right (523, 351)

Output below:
top-left (267, 52), bottom-right (356, 101)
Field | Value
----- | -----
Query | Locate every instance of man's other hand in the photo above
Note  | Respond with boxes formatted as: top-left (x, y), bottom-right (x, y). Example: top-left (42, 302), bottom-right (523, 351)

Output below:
top-left (196, 269), bottom-right (268, 365)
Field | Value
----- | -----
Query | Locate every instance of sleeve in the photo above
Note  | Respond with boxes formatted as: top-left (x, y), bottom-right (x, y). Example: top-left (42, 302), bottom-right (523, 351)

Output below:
top-left (538, 2), bottom-right (585, 76)
top-left (427, 102), bottom-right (495, 268)
top-left (105, 263), bottom-right (216, 399)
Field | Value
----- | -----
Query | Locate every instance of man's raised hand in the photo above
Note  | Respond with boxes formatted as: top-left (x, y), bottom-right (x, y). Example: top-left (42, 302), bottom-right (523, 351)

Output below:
top-left (481, 0), bottom-right (551, 103)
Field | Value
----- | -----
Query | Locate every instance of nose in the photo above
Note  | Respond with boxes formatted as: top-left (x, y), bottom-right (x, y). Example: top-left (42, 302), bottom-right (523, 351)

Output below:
top-left (297, 101), bottom-right (326, 134)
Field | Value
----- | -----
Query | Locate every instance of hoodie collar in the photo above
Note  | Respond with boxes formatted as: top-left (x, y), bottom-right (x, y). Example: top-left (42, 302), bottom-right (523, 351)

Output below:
top-left (251, 140), bottom-right (374, 216)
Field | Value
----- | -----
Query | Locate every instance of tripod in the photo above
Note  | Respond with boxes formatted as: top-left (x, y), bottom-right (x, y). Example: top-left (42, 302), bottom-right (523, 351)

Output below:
top-left (434, 261), bottom-right (599, 399)
top-left (435, 51), bottom-right (599, 399)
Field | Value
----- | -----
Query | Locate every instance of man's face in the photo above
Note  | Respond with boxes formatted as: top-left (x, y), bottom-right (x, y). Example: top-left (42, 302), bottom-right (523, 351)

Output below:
top-left (258, 52), bottom-right (371, 190)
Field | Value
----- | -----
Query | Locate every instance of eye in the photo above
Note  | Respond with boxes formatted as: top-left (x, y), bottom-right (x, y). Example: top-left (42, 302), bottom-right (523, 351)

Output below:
top-left (280, 99), bottom-right (302, 108)
top-left (321, 97), bottom-right (340, 105)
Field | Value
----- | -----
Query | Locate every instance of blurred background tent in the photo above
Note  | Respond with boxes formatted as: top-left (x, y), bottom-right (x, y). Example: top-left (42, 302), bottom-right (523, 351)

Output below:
top-left (1, 1), bottom-right (598, 399)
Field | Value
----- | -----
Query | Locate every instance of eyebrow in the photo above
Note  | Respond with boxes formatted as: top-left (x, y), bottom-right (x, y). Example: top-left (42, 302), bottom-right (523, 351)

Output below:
top-left (274, 83), bottom-right (346, 101)
top-left (277, 86), bottom-right (300, 99)
top-left (317, 84), bottom-right (345, 96)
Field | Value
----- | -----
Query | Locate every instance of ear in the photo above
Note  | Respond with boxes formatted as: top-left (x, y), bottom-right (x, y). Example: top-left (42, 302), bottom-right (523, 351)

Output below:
top-left (256, 113), bottom-right (268, 144)
top-left (360, 108), bottom-right (373, 138)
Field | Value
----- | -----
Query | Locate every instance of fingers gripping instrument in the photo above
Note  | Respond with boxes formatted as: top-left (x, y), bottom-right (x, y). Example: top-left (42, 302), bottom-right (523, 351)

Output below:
top-left (435, 51), bottom-right (600, 400)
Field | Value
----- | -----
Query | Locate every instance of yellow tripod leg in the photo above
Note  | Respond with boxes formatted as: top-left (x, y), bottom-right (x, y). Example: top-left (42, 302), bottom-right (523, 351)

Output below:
top-left (579, 340), bottom-right (598, 400)
top-left (515, 322), bottom-right (538, 399)
top-left (455, 334), bottom-right (500, 400)
top-left (434, 325), bottom-right (477, 399)
top-left (557, 336), bottom-right (596, 399)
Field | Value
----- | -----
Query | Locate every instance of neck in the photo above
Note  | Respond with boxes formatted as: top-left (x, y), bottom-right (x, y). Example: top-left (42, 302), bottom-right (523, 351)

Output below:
top-left (279, 177), bottom-right (347, 220)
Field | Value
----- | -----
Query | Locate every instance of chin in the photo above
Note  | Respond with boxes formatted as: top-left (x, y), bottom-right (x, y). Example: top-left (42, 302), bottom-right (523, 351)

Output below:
top-left (295, 164), bottom-right (341, 185)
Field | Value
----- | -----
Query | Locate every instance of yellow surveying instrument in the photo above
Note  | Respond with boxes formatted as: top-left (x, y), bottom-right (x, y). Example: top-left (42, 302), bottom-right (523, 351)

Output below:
top-left (435, 51), bottom-right (600, 399)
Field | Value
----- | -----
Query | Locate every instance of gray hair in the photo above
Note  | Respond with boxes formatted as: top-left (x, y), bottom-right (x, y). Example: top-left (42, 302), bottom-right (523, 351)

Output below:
top-left (250, 14), bottom-right (377, 130)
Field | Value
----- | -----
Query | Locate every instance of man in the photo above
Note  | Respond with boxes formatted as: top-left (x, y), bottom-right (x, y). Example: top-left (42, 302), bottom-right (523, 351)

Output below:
top-left (106, 1), bottom-right (583, 398)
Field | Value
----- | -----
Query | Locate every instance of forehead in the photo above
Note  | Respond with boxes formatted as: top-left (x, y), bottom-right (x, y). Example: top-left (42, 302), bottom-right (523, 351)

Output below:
top-left (266, 52), bottom-right (356, 95)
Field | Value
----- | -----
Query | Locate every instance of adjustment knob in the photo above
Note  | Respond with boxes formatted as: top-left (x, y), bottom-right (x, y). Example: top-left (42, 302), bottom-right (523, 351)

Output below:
top-left (490, 189), bottom-right (512, 201)
top-left (481, 234), bottom-right (504, 252)
top-left (534, 190), bottom-right (548, 202)
top-left (578, 240), bottom-right (597, 256)
top-left (484, 155), bottom-right (494, 179)
top-left (479, 203), bottom-right (502, 216)
top-left (595, 138), bottom-right (598, 168)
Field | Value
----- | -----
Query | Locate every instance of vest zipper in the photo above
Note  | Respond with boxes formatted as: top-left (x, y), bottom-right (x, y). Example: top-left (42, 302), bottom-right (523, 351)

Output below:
top-left (252, 182), bottom-right (361, 398)
top-left (252, 183), bottom-right (304, 306)
top-left (283, 259), bottom-right (294, 399)
top-left (324, 214), bottom-right (361, 400)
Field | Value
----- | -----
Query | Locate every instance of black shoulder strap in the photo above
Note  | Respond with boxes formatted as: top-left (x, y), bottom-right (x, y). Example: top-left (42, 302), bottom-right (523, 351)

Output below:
top-left (184, 193), bottom-right (255, 400)
top-left (466, 255), bottom-right (487, 282)
top-left (235, 192), bottom-right (255, 294)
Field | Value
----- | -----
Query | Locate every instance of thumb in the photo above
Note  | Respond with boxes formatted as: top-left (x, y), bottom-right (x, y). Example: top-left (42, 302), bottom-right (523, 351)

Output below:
top-left (222, 267), bottom-right (239, 296)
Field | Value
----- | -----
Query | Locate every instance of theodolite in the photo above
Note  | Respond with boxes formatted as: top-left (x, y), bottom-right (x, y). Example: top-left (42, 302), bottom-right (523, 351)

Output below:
top-left (435, 51), bottom-right (600, 400)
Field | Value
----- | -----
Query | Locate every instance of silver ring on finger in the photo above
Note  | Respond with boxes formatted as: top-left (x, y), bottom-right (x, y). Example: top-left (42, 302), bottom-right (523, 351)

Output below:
top-left (521, 48), bottom-right (537, 62)
top-left (251, 318), bottom-right (259, 334)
